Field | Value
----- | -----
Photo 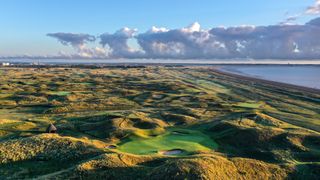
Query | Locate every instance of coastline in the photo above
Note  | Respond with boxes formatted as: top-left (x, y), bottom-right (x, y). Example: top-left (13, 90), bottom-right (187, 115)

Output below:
top-left (212, 68), bottom-right (320, 95)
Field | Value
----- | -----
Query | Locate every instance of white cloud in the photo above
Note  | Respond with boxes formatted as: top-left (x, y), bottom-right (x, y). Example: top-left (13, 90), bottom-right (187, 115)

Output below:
top-left (137, 18), bottom-right (320, 59)
top-left (280, 1), bottom-right (320, 26)
top-left (47, 33), bottom-right (107, 58)
top-left (293, 42), bottom-right (300, 53)
top-left (306, 0), bottom-right (320, 14)
top-left (182, 22), bottom-right (201, 33)
top-left (279, 14), bottom-right (301, 25)
top-left (47, 33), bottom-right (96, 47)
top-left (149, 26), bottom-right (169, 33)
top-left (99, 27), bottom-right (143, 58)
top-left (76, 46), bottom-right (108, 58)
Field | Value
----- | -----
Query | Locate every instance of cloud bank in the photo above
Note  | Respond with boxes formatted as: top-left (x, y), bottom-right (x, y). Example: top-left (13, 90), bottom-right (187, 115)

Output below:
top-left (46, 17), bottom-right (320, 60)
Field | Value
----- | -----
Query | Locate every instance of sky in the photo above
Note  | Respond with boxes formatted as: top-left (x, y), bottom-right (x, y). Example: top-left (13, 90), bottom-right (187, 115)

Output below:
top-left (0, 0), bottom-right (320, 60)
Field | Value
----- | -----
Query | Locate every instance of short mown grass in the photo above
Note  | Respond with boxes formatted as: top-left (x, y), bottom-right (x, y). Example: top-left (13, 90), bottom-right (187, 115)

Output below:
top-left (47, 91), bottom-right (71, 96)
top-left (233, 102), bottom-right (262, 109)
top-left (117, 128), bottom-right (218, 155)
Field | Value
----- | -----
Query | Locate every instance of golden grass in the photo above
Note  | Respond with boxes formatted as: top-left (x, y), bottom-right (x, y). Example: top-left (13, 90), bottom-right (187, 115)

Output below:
top-left (149, 154), bottom-right (290, 179)
top-left (0, 134), bottom-right (104, 164)
top-left (0, 67), bottom-right (319, 178)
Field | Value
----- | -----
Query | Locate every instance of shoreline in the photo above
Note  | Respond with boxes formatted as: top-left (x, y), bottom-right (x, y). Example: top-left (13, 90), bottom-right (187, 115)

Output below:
top-left (212, 68), bottom-right (320, 95)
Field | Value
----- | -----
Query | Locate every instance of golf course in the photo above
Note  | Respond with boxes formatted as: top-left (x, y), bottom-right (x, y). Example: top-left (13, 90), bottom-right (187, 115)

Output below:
top-left (0, 66), bottom-right (319, 179)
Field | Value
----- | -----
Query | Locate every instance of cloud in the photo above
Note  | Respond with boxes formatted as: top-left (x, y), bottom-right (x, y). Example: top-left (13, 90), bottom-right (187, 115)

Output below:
top-left (137, 22), bottom-right (224, 59)
top-left (47, 33), bottom-right (96, 47)
top-left (47, 32), bottom-right (107, 58)
top-left (135, 18), bottom-right (320, 59)
top-left (76, 46), bottom-right (108, 58)
top-left (279, 14), bottom-right (301, 25)
top-left (99, 27), bottom-right (143, 58)
top-left (306, 0), bottom-right (320, 14)
top-left (279, 1), bottom-right (320, 26)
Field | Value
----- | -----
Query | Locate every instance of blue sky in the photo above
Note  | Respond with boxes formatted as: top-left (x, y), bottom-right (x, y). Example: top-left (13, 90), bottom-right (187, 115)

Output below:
top-left (0, 0), bottom-right (318, 58)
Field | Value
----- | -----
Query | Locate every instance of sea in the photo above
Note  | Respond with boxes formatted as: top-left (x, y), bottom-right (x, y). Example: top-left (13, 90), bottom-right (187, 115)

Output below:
top-left (220, 65), bottom-right (320, 89)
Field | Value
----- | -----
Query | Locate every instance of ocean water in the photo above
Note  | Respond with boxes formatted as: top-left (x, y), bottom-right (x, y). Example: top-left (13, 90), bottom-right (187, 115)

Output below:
top-left (221, 65), bottom-right (320, 89)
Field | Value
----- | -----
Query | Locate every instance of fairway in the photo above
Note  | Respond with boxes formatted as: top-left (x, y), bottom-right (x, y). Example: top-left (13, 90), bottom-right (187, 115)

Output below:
top-left (47, 91), bottom-right (71, 96)
top-left (117, 128), bottom-right (218, 155)
top-left (233, 102), bottom-right (262, 109)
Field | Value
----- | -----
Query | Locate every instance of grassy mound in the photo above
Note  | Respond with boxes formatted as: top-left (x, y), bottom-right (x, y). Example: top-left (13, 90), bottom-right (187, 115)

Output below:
top-left (0, 134), bottom-right (105, 178)
top-left (209, 119), bottom-right (320, 163)
top-left (293, 163), bottom-right (320, 179)
top-left (160, 113), bottom-right (197, 125)
top-left (0, 134), bottom-right (103, 164)
top-left (149, 155), bottom-right (289, 179)
top-left (32, 153), bottom-right (291, 179)
top-left (131, 118), bottom-right (158, 129)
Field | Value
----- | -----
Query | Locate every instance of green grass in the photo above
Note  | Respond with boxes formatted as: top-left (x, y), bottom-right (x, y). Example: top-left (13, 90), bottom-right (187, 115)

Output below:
top-left (117, 128), bottom-right (218, 155)
top-left (47, 91), bottom-right (71, 96)
top-left (233, 102), bottom-right (262, 109)
top-left (68, 82), bottom-right (93, 85)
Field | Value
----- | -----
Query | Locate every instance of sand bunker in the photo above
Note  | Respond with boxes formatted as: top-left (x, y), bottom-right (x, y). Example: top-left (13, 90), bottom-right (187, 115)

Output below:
top-left (106, 145), bottom-right (117, 149)
top-left (159, 149), bottom-right (184, 155)
top-left (152, 94), bottom-right (164, 99)
top-left (172, 131), bottom-right (190, 135)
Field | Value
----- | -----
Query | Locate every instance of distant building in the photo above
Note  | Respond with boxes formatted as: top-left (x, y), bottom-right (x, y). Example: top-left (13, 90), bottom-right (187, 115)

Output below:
top-left (1, 62), bottom-right (10, 66)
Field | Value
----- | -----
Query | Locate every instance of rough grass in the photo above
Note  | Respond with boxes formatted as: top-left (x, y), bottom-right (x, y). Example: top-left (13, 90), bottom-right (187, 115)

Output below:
top-left (0, 67), bottom-right (319, 179)
top-left (31, 153), bottom-right (292, 180)
top-left (0, 134), bottom-right (104, 164)
top-left (149, 154), bottom-right (290, 179)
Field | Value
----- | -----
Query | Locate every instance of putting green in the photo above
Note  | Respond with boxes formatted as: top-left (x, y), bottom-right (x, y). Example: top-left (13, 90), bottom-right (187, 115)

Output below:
top-left (47, 91), bottom-right (71, 96)
top-left (117, 128), bottom-right (218, 155)
top-left (234, 102), bottom-right (262, 109)
top-left (68, 82), bottom-right (92, 85)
